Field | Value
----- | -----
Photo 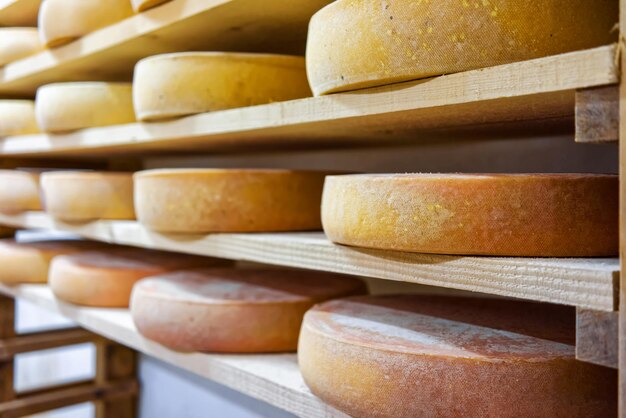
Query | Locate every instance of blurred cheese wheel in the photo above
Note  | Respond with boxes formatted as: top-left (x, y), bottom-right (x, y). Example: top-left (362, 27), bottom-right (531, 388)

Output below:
top-left (135, 169), bottom-right (330, 232)
top-left (0, 239), bottom-right (109, 283)
top-left (0, 100), bottom-right (40, 136)
top-left (0, 28), bottom-right (43, 66)
top-left (0, 0), bottom-right (41, 27)
top-left (0, 170), bottom-right (42, 213)
top-left (35, 82), bottom-right (135, 133)
top-left (133, 52), bottom-right (311, 121)
top-left (321, 173), bottom-right (618, 256)
top-left (131, 268), bottom-right (367, 352)
top-left (306, 0), bottom-right (617, 95)
top-left (131, 0), bottom-right (170, 12)
top-left (49, 247), bottom-right (227, 307)
top-left (299, 295), bottom-right (616, 418)
top-left (39, 0), bottom-right (134, 47)
top-left (41, 171), bottom-right (135, 221)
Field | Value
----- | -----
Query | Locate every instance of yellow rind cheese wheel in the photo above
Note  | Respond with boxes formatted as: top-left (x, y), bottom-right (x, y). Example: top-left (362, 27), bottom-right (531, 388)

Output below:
top-left (0, 100), bottom-right (40, 136)
top-left (131, 0), bottom-right (171, 12)
top-left (35, 82), bottom-right (135, 133)
top-left (299, 295), bottom-right (617, 418)
top-left (41, 171), bottom-right (135, 221)
top-left (0, 28), bottom-right (43, 66)
top-left (0, 170), bottom-right (42, 213)
top-left (306, 0), bottom-right (618, 95)
top-left (131, 268), bottom-right (367, 352)
top-left (133, 52), bottom-right (312, 121)
top-left (38, 0), bottom-right (134, 48)
top-left (321, 173), bottom-right (618, 256)
top-left (135, 169), bottom-right (330, 233)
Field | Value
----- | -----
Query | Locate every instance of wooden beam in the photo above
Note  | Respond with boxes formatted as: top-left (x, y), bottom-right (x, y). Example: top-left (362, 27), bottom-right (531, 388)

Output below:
top-left (618, 1), bottom-right (626, 415)
top-left (576, 85), bottom-right (619, 143)
top-left (95, 340), bottom-right (137, 418)
top-left (0, 328), bottom-right (98, 361)
top-left (576, 308), bottom-right (618, 369)
top-left (0, 295), bottom-right (14, 403)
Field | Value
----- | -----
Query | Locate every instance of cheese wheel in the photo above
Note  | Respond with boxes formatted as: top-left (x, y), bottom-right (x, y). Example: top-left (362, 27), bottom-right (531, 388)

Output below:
top-left (131, 268), bottom-right (367, 352)
top-left (133, 53), bottom-right (311, 121)
top-left (0, 28), bottom-right (43, 66)
top-left (306, 0), bottom-right (618, 95)
top-left (38, 0), bottom-right (134, 48)
top-left (299, 295), bottom-right (616, 418)
top-left (41, 172), bottom-right (135, 221)
top-left (0, 239), bottom-right (110, 284)
top-left (49, 248), bottom-right (227, 307)
top-left (135, 169), bottom-right (330, 233)
top-left (0, 170), bottom-right (41, 213)
top-left (0, 100), bottom-right (40, 136)
top-left (322, 173), bottom-right (618, 256)
top-left (131, 0), bottom-right (170, 12)
top-left (35, 82), bottom-right (135, 133)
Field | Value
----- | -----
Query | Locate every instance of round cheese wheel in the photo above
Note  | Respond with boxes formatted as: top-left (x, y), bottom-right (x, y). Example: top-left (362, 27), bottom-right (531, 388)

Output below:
top-left (299, 295), bottom-right (616, 418)
top-left (135, 169), bottom-right (330, 233)
top-left (0, 239), bottom-right (110, 284)
top-left (306, 0), bottom-right (618, 95)
top-left (0, 170), bottom-right (42, 213)
top-left (0, 28), bottom-right (43, 66)
top-left (133, 52), bottom-right (311, 121)
top-left (0, 100), bottom-right (40, 136)
top-left (322, 173), bottom-right (618, 256)
top-left (131, 268), bottom-right (367, 352)
top-left (35, 82), bottom-right (135, 133)
top-left (41, 171), bottom-right (135, 221)
top-left (49, 248), bottom-right (226, 307)
top-left (131, 0), bottom-right (170, 12)
top-left (38, 0), bottom-right (134, 48)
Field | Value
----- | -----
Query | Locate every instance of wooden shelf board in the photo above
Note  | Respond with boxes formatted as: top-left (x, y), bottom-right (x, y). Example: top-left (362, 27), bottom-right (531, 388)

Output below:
top-left (0, 0), bottom-right (40, 27)
top-left (0, 45), bottom-right (617, 158)
top-left (0, 284), bottom-right (345, 418)
top-left (0, 0), bottom-right (330, 96)
top-left (0, 212), bottom-right (618, 311)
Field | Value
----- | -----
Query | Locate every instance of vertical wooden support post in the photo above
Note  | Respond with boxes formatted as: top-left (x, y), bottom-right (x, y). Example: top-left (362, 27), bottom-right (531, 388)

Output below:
top-left (0, 295), bottom-right (15, 403)
top-left (95, 340), bottom-right (137, 418)
top-left (620, 2), bottom-right (626, 415)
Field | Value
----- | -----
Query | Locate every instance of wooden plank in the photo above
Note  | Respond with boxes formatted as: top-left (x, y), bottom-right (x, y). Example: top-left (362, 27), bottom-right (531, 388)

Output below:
top-left (576, 85), bottom-right (619, 143)
top-left (0, 46), bottom-right (617, 158)
top-left (0, 295), bottom-right (14, 403)
top-left (0, 0), bottom-right (41, 27)
top-left (95, 340), bottom-right (137, 418)
top-left (0, 212), bottom-right (618, 311)
top-left (0, 0), bottom-right (331, 96)
top-left (0, 284), bottom-right (347, 418)
top-left (576, 308), bottom-right (618, 369)
top-left (0, 328), bottom-right (97, 361)
top-left (619, 2), bottom-right (626, 415)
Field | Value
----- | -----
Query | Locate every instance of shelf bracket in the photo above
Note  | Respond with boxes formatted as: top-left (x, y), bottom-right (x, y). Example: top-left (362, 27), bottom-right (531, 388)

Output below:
top-left (575, 85), bottom-right (619, 143)
top-left (576, 308), bottom-right (618, 369)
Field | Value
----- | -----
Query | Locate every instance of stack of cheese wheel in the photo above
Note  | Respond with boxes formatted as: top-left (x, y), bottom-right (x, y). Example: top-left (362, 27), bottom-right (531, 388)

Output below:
top-left (131, 268), bottom-right (367, 352)
top-left (0, 28), bottom-right (43, 66)
top-left (35, 82), bottom-right (135, 133)
top-left (133, 52), bottom-right (311, 121)
top-left (135, 169), bottom-right (330, 232)
top-left (321, 173), bottom-right (618, 256)
top-left (41, 171), bottom-right (135, 221)
top-left (131, 0), bottom-right (171, 12)
top-left (306, 0), bottom-right (618, 95)
top-left (0, 100), bottom-right (40, 136)
top-left (0, 239), bottom-right (110, 284)
top-left (299, 295), bottom-right (617, 417)
top-left (0, 170), bottom-right (42, 213)
top-left (39, 0), bottom-right (134, 47)
top-left (49, 247), bottom-right (228, 307)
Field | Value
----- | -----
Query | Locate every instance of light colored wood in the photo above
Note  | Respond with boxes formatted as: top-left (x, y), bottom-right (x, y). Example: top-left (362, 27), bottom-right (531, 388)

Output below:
top-left (0, 211), bottom-right (618, 311)
top-left (576, 308), bottom-right (618, 369)
top-left (0, 46), bottom-right (617, 158)
top-left (0, 328), bottom-right (97, 361)
top-left (0, 284), bottom-right (347, 418)
top-left (0, 0), bottom-right (331, 96)
top-left (576, 85), bottom-right (619, 143)
top-left (0, 0), bottom-right (40, 27)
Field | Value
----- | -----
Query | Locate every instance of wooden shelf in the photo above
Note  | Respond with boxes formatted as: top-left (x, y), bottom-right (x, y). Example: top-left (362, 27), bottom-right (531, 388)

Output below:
top-left (0, 0), bottom-right (40, 27)
top-left (0, 212), bottom-right (618, 311)
top-left (0, 283), bottom-right (345, 418)
top-left (0, 0), bottom-right (330, 96)
top-left (0, 45), bottom-right (617, 158)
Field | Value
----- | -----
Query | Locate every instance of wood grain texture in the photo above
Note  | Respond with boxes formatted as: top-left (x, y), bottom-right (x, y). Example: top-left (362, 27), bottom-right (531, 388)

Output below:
top-left (0, 46), bottom-right (617, 158)
top-left (0, 0), bottom-right (40, 27)
top-left (95, 340), bottom-right (137, 418)
top-left (576, 85), bottom-right (619, 143)
top-left (0, 212), bottom-right (618, 311)
top-left (576, 308), bottom-right (618, 369)
top-left (0, 284), bottom-right (347, 418)
top-left (0, 328), bottom-right (97, 361)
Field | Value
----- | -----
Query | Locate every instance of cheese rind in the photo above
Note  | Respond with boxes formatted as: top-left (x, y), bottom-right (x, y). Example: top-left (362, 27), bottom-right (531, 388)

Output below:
top-left (321, 173), bottom-right (618, 256)
top-left (0, 28), bottom-right (43, 66)
top-left (0, 170), bottom-right (41, 213)
top-left (36, 82), bottom-right (135, 133)
top-left (41, 171), bottom-right (135, 221)
top-left (131, 268), bottom-right (367, 352)
top-left (306, 0), bottom-right (618, 95)
top-left (0, 100), bottom-right (40, 136)
top-left (38, 0), bottom-right (134, 47)
top-left (299, 295), bottom-right (616, 418)
top-left (133, 52), bottom-right (311, 121)
top-left (135, 169), bottom-right (330, 232)
top-left (131, 0), bottom-right (170, 12)
top-left (49, 248), bottom-right (226, 307)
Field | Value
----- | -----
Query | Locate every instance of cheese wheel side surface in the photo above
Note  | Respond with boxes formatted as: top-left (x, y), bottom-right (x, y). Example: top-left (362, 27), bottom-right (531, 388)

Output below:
top-left (131, 0), bottom-right (171, 12)
top-left (0, 170), bottom-right (41, 213)
top-left (0, 100), bottom-right (40, 136)
top-left (0, 28), bottom-right (43, 66)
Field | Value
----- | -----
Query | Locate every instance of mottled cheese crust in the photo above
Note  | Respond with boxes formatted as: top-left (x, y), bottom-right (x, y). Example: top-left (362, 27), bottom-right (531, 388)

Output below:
top-left (0, 100), bottom-right (40, 136)
top-left (322, 173), bottom-right (618, 256)
top-left (0, 170), bottom-right (42, 213)
top-left (0, 28), bottom-right (43, 66)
